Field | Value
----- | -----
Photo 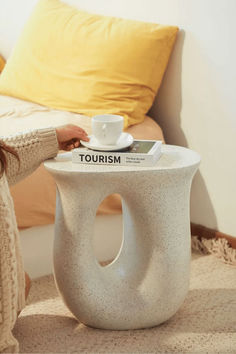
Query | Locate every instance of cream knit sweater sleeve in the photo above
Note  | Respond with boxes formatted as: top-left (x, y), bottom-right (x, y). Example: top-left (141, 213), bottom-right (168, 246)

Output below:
top-left (3, 127), bottom-right (59, 185)
top-left (0, 128), bottom-right (59, 353)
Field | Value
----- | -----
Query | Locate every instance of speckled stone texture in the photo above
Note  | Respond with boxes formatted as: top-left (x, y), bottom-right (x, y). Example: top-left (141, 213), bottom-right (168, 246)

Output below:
top-left (44, 145), bottom-right (200, 330)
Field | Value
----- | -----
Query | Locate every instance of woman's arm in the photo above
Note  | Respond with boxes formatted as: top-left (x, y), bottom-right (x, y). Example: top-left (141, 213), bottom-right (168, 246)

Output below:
top-left (1, 124), bottom-right (89, 185)
top-left (2, 127), bottom-right (59, 185)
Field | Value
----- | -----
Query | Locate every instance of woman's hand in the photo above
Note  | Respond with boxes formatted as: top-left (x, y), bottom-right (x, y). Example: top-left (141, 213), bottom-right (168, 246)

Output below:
top-left (56, 124), bottom-right (89, 151)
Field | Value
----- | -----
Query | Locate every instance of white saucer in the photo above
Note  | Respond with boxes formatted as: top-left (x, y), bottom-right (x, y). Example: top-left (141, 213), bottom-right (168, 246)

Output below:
top-left (81, 133), bottom-right (134, 151)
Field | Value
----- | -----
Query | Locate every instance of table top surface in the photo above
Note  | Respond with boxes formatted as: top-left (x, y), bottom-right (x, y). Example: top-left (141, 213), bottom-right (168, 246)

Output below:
top-left (44, 144), bottom-right (200, 174)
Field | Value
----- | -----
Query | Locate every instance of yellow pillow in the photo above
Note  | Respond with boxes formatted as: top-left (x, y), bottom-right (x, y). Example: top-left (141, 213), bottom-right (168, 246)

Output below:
top-left (0, 55), bottom-right (5, 73)
top-left (0, 0), bottom-right (178, 128)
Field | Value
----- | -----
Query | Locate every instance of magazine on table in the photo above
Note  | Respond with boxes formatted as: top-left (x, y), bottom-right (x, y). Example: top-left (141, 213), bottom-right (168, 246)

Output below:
top-left (72, 140), bottom-right (162, 167)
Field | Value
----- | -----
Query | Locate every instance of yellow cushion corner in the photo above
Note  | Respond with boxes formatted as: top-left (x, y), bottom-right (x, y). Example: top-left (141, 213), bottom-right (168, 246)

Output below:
top-left (0, 0), bottom-right (178, 128)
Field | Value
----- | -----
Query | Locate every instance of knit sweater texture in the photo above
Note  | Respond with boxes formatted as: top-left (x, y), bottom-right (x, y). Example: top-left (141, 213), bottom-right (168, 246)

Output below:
top-left (0, 128), bottom-right (59, 353)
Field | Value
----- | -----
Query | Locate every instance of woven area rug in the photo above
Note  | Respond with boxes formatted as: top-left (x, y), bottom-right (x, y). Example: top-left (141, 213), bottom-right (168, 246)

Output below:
top-left (13, 246), bottom-right (236, 353)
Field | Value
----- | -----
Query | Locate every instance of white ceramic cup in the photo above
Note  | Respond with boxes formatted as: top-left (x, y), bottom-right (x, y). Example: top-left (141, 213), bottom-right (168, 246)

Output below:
top-left (92, 114), bottom-right (124, 145)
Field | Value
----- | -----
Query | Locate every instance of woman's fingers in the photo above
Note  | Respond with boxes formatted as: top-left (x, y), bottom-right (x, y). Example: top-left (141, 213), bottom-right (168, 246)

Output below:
top-left (63, 138), bottom-right (81, 151)
top-left (67, 125), bottom-right (89, 141)
top-left (56, 124), bottom-right (90, 151)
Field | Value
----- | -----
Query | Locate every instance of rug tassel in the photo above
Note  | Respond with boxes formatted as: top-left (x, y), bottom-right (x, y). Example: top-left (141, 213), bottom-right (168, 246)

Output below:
top-left (191, 235), bottom-right (236, 266)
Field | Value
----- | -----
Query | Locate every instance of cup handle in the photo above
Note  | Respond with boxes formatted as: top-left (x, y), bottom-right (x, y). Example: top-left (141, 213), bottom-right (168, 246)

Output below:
top-left (102, 124), bottom-right (107, 136)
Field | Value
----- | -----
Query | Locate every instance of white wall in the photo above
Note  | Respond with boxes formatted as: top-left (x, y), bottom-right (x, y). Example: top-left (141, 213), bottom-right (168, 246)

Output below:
top-left (0, 0), bottom-right (235, 237)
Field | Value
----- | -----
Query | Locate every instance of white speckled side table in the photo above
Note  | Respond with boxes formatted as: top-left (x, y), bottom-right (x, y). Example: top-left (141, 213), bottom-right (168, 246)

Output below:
top-left (44, 145), bottom-right (200, 330)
